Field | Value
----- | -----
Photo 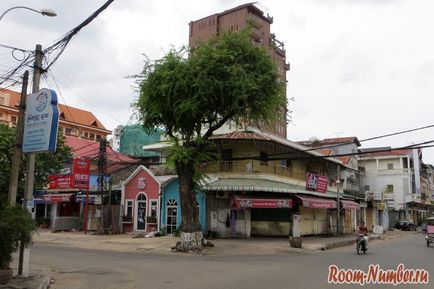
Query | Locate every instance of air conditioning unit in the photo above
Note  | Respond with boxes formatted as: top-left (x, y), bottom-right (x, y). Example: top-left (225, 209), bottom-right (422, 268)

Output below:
top-left (216, 191), bottom-right (229, 198)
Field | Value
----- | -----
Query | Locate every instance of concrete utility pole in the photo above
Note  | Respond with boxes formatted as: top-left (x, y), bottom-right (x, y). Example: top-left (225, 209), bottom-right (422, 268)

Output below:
top-left (336, 164), bottom-right (341, 236)
top-left (7, 70), bottom-right (29, 206)
top-left (19, 44), bottom-right (43, 277)
top-left (98, 138), bottom-right (107, 234)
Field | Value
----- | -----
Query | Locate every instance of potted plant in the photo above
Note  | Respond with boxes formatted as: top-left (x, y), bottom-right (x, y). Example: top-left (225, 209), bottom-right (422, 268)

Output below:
top-left (0, 205), bottom-right (37, 284)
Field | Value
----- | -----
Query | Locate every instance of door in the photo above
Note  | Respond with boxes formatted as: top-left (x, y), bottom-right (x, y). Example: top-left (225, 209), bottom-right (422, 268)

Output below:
top-left (166, 199), bottom-right (178, 235)
top-left (136, 194), bottom-right (147, 231)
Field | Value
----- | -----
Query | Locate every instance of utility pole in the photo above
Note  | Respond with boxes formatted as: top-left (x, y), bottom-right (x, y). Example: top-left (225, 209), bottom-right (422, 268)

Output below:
top-left (19, 44), bottom-right (43, 277)
top-left (98, 138), bottom-right (107, 234)
top-left (336, 164), bottom-right (341, 236)
top-left (7, 70), bottom-right (29, 206)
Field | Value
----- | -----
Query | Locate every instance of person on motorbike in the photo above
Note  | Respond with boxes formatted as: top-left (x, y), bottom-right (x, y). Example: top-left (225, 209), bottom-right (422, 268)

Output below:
top-left (357, 221), bottom-right (369, 249)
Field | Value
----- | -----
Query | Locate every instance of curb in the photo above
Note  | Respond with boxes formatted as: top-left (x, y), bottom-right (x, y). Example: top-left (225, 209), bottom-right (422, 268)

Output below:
top-left (37, 276), bottom-right (51, 289)
top-left (324, 235), bottom-right (380, 250)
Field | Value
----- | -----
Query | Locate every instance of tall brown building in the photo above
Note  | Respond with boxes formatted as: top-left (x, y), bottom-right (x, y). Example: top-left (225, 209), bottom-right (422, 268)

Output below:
top-left (189, 3), bottom-right (290, 138)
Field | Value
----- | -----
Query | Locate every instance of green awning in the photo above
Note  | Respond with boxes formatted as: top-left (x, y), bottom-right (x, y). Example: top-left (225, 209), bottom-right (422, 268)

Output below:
top-left (203, 178), bottom-right (339, 199)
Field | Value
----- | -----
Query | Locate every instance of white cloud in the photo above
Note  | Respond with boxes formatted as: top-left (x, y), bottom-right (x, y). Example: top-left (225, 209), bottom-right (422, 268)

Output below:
top-left (1, 0), bottom-right (434, 163)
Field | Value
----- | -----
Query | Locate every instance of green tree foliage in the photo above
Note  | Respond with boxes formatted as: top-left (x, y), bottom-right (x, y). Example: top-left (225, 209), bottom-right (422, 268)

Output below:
top-left (0, 124), bottom-right (72, 204)
top-left (0, 204), bottom-right (37, 269)
top-left (135, 30), bottom-right (284, 233)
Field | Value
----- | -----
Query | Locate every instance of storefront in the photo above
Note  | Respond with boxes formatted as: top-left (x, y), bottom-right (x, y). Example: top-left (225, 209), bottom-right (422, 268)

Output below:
top-left (341, 199), bottom-right (361, 233)
top-left (294, 194), bottom-right (337, 236)
top-left (44, 192), bottom-right (81, 231)
top-left (121, 165), bottom-right (160, 234)
top-left (232, 195), bottom-right (293, 237)
top-left (160, 178), bottom-right (207, 235)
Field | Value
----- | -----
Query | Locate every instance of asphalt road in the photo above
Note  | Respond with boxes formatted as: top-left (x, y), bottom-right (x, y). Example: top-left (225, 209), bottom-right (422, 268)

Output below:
top-left (29, 233), bottom-right (432, 289)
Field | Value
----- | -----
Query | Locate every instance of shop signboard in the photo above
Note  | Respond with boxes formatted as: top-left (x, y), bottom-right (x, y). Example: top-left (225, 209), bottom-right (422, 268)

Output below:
top-left (48, 175), bottom-right (73, 189)
top-left (43, 193), bottom-right (73, 202)
top-left (306, 172), bottom-right (328, 193)
top-left (72, 158), bottom-right (91, 189)
top-left (233, 196), bottom-right (292, 209)
top-left (22, 88), bottom-right (59, 153)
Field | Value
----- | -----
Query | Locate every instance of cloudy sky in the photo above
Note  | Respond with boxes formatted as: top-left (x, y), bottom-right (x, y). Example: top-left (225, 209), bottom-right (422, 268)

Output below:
top-left (1, 0), bottom-right (434, 163)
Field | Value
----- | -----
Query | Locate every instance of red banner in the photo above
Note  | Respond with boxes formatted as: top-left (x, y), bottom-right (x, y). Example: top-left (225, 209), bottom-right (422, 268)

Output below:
top-left (72, 158), bottom-right (91, 189)
top-left (306, 172), bottom-right (328, 193)
top-left (232, 196), bottom-right (292, 209)
top-left (49, 175), bottom-right (73, 189)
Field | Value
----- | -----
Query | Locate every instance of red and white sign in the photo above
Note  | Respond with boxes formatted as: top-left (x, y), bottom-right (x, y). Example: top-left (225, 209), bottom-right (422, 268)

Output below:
top-left (306, 172), bottom-right (329, 193)
top-left (341, 200), bottom-right (360, 210)
top-left (72, 158), bottom-right (91, 189)
top-left (49, 174), bottom-right (73, 189)
top-left (43, 193), bottom-right (74, 202)
top-left (232, 196), bottom-right (292, 209)
top-left (297, 195), bottom-right (337, 209)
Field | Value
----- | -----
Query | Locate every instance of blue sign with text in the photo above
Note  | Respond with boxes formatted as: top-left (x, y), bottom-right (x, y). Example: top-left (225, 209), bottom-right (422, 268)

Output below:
top-left (22, 88), bottom-right (59, 153)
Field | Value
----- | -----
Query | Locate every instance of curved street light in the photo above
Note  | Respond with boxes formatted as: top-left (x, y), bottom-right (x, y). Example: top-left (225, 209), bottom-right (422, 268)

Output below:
top-left (0, 6), bottom-right (57, 22)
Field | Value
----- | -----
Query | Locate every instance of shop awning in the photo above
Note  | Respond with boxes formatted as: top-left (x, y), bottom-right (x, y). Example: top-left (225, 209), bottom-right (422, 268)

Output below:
top-left (341, 200), bottom-right (360, 210)
top-left (296, 195), bottom-right (337, 209)
top-left (232, 195), bottom-right (293, 209)
top-left (43, 193), bottom-right (75, 202)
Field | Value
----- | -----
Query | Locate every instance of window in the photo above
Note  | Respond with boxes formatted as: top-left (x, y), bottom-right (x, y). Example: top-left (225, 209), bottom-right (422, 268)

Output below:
top-left (403, 157), bottom-right (408, 169)
top-left (386, 185), bottom-right (394, 193)
top-left (151, 201), bottom-right (158, 218)
top-left (65, 128), bottom-right (72, 135)
top-left (364, 185), bottom-right (370, 191)
top-left (96, 135), bottom-right (101, 141)
top-left (387, 163), bottom-right (394, 170)
top-left (0, 112), bottom-right (3, 117)
top-left (84, 132), bottom-right (89, 138)
top-left (125, 200), bottom-right (133, 217)
top-left (280, 158), bottom-right (291, 169)
top-left (11, 116), bottom-right (17, 123)
top-left (260, 151), bottom-right (268, 166)
top-left (89, 133), bottom-right (95, 140)
top-left (0, 97), bottom-right (4, 105)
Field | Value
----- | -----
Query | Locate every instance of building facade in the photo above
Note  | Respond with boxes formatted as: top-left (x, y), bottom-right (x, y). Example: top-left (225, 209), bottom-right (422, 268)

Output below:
top-left (188, 3), bottom-right (289, 138)
top-left (0, 88), bottom-right (111, 140)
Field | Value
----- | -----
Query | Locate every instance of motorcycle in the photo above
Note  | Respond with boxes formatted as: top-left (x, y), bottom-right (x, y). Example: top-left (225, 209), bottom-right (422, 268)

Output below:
top-left (425, 223), bottom-right (434, 247)
top-left (356, 234), bottom-right (367, 255)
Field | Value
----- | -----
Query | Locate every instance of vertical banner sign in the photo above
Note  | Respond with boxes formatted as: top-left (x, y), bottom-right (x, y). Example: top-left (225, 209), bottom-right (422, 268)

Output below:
top-left (72, 158), bottom-right (91, 189)
top-left (22, 88), bottom-right (59, 153)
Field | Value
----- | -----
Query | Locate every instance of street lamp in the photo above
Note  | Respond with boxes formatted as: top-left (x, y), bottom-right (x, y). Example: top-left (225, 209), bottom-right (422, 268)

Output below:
top-left (0, 6), bottom-right (57, 22)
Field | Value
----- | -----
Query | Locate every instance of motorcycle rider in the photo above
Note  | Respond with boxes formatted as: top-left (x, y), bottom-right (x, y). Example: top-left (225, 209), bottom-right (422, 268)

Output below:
top-left (357, 221), bottom-right (369, 249)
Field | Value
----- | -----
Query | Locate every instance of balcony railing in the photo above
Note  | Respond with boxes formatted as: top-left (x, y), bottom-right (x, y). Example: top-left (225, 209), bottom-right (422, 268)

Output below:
top-left (199, 160), bottom-right (307, 182)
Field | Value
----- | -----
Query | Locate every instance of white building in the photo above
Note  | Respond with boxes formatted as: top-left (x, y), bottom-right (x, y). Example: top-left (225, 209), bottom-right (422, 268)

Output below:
top-left (111, 125), bottom-right (123, 152)
top-left (359, 148), bottom-right (422, 229)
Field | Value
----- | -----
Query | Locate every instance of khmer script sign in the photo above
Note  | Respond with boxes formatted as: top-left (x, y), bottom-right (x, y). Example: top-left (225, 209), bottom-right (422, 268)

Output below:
top-left (22, 88), bottom-right (59, 153)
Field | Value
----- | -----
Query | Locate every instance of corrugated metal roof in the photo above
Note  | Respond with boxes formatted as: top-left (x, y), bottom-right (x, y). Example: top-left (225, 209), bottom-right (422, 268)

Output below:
top-left (203, 178), bottom-right (339, 198)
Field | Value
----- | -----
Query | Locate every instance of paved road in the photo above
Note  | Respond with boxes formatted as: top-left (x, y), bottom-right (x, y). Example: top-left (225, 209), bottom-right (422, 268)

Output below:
top-left (29, 233), bottom-right (432, 289)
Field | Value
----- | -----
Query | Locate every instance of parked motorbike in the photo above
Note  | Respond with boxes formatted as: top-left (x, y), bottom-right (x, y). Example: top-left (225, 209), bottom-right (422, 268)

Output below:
top-left (356, 234), bottom-right (367, 255)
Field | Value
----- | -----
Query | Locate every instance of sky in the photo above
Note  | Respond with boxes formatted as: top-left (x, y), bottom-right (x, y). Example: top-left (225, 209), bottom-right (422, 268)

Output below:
top-left (1, 0), bottom-right (434, 163)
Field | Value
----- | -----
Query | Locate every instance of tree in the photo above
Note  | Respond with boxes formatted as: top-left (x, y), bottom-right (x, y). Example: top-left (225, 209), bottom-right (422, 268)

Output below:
top-left (135, 30), bottom-right (284, 250)
top-left (0, 124), bottom-right (72, 205)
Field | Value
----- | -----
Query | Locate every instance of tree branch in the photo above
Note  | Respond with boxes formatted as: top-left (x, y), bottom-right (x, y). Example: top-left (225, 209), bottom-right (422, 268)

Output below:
top-left (203, 112), bottom-right (235, 139)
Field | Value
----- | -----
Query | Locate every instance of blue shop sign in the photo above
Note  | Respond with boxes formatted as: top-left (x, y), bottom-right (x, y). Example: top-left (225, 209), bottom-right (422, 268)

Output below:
top-left (23, 88), bottom-right (59, 153)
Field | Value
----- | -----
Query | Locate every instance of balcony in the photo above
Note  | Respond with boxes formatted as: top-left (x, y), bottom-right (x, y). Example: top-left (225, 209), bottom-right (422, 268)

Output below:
top-left (199, 160), bottom-right (306, 182)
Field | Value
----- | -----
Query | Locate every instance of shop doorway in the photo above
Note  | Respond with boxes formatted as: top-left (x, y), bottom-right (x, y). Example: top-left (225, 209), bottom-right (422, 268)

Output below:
top-left (136, 194), bottom-right (147, 231)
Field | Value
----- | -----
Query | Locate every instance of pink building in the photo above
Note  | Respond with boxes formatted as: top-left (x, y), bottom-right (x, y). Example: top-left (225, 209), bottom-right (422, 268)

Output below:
top-left (121, 166), bottom-right (161, 233)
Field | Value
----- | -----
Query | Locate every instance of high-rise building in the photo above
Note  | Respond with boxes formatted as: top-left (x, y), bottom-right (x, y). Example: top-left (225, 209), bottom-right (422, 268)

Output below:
top-left (188, 3), bottom-right (290, 138)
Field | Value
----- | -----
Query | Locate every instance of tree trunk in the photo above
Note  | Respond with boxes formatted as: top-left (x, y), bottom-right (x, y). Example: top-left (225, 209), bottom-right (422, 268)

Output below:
top-left (174, 160), bottom-right (203, 252)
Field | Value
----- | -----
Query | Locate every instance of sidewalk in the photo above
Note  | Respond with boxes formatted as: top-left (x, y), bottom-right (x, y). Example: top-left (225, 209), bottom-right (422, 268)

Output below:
top-left (0, 275), bottom-right (51, 289)
top-left (32, 228), bottom-right (417, 256)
